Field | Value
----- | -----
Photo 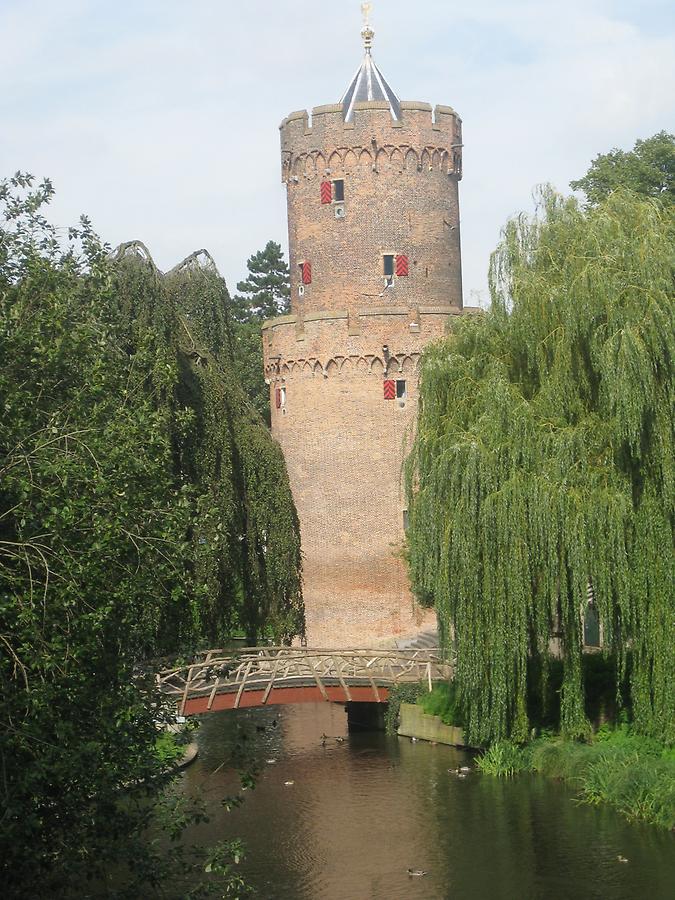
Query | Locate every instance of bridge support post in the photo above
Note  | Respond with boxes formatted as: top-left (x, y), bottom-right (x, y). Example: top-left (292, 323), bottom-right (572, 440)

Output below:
top-left (346, 701), bottom-right (387, 732)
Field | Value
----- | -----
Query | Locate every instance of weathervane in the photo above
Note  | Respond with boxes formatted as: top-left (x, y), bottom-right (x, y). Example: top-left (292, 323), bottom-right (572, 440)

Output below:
top-left (361, 2), bottom-right (375, 52)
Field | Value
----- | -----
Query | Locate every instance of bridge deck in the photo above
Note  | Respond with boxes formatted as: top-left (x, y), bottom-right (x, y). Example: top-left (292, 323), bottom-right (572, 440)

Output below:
top-left (158, 647), bottom-right (453, 715)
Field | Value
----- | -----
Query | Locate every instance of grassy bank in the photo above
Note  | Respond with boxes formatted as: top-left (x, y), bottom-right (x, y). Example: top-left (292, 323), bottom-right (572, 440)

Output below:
top-left (477, 726), bottom-right (675, 830)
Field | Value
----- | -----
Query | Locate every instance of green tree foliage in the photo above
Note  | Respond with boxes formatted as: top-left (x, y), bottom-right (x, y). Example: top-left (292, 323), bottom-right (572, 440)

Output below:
top-left (231, 241), bottom-right (290, 421)
top-left (233, 240), bottom-right (290, 322)
top-left (0, 175), bottom-right (302, 896)
top-left (406, 187), bottom-right (674, 747)
top-left (111, 244), bottom-right (304, 645)
top-left (571, 131), bottom-right (675, 206)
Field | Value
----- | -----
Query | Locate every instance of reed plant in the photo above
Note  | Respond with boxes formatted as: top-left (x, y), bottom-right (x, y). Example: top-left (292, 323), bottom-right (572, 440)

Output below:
top-left (476, 741), bottom-right (531, 777)
top-left (477, 727), bottom-right (675, 828)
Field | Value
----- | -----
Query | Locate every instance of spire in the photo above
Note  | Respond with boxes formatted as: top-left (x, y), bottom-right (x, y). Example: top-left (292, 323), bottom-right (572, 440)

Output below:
top-left (361, 2), bottom-right (374, 52)
top-left (340, 3), bottom-right (401, 123)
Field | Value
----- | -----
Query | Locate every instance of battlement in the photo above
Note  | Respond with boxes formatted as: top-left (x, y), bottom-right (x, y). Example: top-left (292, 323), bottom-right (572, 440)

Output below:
top-left (281, 101), bottom-right (460, 134)
top-left (280, 101), bottom-right (462, 182)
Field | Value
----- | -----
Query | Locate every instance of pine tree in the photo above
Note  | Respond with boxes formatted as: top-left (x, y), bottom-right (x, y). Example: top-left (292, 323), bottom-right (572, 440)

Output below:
top-left (233, 240), bottom-right (290, 323)
top-left (231, 241), bottom-right (291, 422)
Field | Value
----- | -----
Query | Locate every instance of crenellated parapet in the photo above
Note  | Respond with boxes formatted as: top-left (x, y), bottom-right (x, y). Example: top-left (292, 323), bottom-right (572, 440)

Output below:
top-left (280, 102), bottom-right (462, 183)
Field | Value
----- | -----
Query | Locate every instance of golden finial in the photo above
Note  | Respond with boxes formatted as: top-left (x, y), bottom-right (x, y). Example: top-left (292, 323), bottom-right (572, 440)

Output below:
top-left (361, 2), bottom-right (375, 52)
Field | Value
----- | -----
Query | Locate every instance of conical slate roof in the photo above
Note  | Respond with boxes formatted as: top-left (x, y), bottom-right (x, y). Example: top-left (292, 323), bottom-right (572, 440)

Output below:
top-left (340, 16), bottom-right (401, 123)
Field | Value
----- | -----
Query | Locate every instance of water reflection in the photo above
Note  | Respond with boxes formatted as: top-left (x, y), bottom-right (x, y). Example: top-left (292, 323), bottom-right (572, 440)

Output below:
top-left (177, 703), bottom-right (675, 900)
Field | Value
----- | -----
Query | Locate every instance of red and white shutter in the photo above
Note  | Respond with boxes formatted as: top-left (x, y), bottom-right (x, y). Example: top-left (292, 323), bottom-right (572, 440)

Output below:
top-left (275, 387), bottom-right (282, 409)
top-left (383, 379), bottom-right (396, 400)
top-left (301, 261), bottom-right (312, 284)
top-left (320, 181), bottom-right (332, 204)
top-left (395, 254), bottom-right (409, 277)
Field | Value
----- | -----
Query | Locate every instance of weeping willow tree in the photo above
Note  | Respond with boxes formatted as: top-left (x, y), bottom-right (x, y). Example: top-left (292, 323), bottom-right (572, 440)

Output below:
top-left (165, 251), bottom-right (303, 643)
top-left (109, 242), bottom-right (304, 645)
top-left (407, 188), bottom-right (674, 746)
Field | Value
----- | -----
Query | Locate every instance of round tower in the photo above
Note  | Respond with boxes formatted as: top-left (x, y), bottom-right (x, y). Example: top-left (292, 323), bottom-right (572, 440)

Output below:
top-left (263, 12), bottom-right (469, 647)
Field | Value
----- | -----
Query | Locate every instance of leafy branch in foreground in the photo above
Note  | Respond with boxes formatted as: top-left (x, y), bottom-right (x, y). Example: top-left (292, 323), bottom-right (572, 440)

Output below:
top-left (0, 174), bottom-right (301, 896)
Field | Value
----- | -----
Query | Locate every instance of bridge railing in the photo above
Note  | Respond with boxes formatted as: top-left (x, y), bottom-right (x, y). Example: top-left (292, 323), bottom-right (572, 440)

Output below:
top-left (158, 648), bottom-right (455, 715)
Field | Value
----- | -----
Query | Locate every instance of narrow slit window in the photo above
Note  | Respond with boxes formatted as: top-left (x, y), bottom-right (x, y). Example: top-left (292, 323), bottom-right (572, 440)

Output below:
top-left (333, 179), bottom-right (345, 202)
top-left (383, 254), bottom-right (395, 278)
top-left (396, 380), bottom-right (407, 399)
top-left (584, 603), bottom-right (600, 648)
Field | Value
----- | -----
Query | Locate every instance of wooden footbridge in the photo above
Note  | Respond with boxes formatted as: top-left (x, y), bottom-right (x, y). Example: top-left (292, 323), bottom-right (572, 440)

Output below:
top-left (158, 647), bottom-right (453, 716)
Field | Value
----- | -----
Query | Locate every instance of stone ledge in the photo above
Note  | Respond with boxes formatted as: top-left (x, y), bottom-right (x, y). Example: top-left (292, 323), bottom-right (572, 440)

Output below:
top-left (261, 314), bottom-right (296, 330)
top-left (262, 304), bottom-right (464, 332)
top-left (357, 306), bottom-right (408, 317)
top-left (304, 310), bottom-right (349, 323)
top-left (419, 305), bottom-right (462, 316)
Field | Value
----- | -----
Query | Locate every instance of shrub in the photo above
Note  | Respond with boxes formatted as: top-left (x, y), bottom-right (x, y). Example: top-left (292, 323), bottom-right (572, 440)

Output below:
top-left (417, 681), bottom-right (465, 726)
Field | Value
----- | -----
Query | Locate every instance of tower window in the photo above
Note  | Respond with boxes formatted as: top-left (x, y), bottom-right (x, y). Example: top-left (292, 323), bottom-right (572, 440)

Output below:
top-left (275, 386), bottom-right (287, 410)
top-left (383, 255), bottom-right (395, 278)
top-left (584, 603), bottom-right (600, 648)
top-left (396, 380), bottom-right (407, 399)
top-left (299, 261), bottom-right (312, 285)
top-left (333, 179), bottom-right (345, 202)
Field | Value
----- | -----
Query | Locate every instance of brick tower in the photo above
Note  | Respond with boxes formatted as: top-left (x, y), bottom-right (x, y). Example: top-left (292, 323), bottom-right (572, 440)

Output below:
top-left (263, 9), bottom-right (468, 647)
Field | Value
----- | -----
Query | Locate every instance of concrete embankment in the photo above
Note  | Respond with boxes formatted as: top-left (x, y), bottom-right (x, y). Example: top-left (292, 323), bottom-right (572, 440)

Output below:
top-left (176, 741), bottom-right (199, 768)
top-left (397, 702), bottom-right (467, 746)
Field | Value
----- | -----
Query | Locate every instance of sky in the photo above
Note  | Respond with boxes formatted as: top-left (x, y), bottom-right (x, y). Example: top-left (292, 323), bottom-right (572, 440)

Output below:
top-left (1, 0), bottom-right (674, 305)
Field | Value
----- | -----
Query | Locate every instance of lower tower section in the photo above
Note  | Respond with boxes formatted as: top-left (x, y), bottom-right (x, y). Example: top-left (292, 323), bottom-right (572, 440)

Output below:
top-left (263, 304), bottom-right (464, 647)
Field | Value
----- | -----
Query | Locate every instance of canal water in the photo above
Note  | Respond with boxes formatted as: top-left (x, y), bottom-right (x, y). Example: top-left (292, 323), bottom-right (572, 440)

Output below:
top-left (177, 702), bottom-right (675, 900)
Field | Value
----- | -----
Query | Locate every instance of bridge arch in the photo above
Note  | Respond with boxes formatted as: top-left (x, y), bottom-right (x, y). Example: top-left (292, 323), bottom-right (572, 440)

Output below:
top-left (159, 647), bottom-right (452, 716)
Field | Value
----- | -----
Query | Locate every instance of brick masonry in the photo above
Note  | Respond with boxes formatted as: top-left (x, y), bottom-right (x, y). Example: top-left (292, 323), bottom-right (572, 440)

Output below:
top-left (263, 98), bottom-right (477, 647)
